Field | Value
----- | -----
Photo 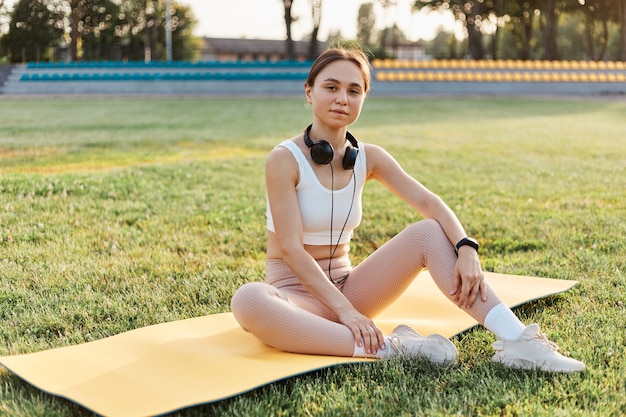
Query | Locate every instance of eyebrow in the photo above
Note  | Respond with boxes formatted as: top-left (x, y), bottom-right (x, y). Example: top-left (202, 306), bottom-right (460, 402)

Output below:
top-left (323, 77), bottom-right (363, 89)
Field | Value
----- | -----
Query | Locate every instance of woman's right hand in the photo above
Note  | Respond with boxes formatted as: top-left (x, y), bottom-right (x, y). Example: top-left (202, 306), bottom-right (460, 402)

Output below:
top-left (338, 309), bottom-right (385, 355)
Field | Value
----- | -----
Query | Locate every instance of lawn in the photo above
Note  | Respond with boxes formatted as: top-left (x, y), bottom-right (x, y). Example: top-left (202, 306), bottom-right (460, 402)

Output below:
top-left (0, 96), bottom-right (624, 416)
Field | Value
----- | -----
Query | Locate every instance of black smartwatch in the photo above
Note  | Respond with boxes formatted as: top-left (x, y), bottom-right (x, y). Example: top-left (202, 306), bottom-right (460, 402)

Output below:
top-left (455, 237), bottom-right (479, 255)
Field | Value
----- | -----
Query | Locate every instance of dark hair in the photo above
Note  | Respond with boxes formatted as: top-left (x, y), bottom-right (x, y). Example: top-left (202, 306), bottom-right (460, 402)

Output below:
top-left (306, 46), bottom-right (372, 93)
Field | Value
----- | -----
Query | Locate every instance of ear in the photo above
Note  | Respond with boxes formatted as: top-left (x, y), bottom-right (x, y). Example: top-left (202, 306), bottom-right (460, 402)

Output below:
top-left (304, 83), bottom-right (312, 102)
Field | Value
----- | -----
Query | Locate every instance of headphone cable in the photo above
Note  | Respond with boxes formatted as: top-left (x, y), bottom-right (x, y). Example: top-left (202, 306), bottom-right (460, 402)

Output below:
top-left (328, 164), bottom-right (357, 282)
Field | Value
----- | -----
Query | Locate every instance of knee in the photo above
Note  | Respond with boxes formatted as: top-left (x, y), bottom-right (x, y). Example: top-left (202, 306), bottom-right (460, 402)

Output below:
top-left (231, 282), bottom-right (275, 330)
top-left (231, 282), bottom-right (264, 316)
top-left (409, 218), bottom-right (446, 239)
top-left (406, 219), bottom-right (453, 250)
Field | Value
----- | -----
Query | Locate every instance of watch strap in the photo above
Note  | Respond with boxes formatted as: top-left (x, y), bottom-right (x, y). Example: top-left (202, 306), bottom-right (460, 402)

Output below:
top-left (455, 237), bottom-right (479, 254)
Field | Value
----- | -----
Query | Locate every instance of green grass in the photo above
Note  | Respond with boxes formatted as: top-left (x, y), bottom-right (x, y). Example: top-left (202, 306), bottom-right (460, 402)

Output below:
top-left (0, 96), bottom-right (625, 416)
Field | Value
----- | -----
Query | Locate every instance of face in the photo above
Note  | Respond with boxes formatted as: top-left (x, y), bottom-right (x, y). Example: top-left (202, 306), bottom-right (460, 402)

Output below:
top-left (305, 60), bottom-right (366, 130)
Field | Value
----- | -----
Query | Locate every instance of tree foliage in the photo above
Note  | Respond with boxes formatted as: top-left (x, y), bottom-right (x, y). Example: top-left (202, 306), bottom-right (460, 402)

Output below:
top-left (1, 0), bottom-right (65, 62)
top-left (0, 0), bottom-right (198, 62)
top-left (357, 2), bottom-right (376, 47)
top-left (1, 0), bottom-right (624, 63)
top-left (415, 0), bottom-right (626, 60)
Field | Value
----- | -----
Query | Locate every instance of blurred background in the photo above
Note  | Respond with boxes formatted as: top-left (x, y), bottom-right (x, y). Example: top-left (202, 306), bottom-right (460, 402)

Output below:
top-left (0, 0), bottom-right (624, 64)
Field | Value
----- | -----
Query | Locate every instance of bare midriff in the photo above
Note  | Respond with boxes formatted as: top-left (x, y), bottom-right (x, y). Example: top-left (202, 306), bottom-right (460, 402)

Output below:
top-left (266, 231), bottom-right (349, 260)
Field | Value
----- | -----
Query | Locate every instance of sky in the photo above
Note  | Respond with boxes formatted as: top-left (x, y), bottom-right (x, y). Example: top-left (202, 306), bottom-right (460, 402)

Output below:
top-left (188, 0), bottom-right (456, 42)
top-left (2, 0), bottom-right (457, 42)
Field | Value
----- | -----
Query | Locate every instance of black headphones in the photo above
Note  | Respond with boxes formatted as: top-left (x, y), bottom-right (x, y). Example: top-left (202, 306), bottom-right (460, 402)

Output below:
top-left (303, 124), bottom-right (359, 170)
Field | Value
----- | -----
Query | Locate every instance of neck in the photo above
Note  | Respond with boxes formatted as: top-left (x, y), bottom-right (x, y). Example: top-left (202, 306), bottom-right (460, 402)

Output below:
top-left (308, 125), bottom-right (349, 147)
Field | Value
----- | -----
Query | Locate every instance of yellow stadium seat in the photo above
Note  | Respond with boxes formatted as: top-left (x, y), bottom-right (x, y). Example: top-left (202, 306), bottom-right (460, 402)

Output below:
top-left (375, 71), bottom-right (389, 81)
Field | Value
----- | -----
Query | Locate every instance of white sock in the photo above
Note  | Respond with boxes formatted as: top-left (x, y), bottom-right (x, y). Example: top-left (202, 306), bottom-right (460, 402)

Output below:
top-left (484, 303), bottom-right (526, 341)
top-left (353, 337), bottom-right (392, 358)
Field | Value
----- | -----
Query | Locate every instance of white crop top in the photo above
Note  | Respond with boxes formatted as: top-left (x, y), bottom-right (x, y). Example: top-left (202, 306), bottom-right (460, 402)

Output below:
top-left (266, 139), bottom-right (367, 245)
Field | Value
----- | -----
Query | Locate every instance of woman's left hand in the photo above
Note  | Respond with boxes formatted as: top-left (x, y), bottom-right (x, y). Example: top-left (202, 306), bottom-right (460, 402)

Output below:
top-left (450, 248), bottom-right (486, 309)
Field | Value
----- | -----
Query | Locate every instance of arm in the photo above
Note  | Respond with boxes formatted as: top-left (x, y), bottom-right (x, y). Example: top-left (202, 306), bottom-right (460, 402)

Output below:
top-left (266, 145), bottom-right (385, 353)
top-left (366, 144), bottom-right (486, 309)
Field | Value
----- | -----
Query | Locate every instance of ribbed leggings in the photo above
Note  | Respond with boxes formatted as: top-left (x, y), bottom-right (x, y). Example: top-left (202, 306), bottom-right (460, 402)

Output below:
top-left (231, 219), bottom-right (503, 356)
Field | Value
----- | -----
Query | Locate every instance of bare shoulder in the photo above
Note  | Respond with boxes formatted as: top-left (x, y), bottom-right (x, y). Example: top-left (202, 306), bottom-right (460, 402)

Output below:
top-left (266, 139), bottom-right (299, 182)
top-left (267, 138), bottom-right (295, 163)
top-left (362, 142), bottom-right (398, 168)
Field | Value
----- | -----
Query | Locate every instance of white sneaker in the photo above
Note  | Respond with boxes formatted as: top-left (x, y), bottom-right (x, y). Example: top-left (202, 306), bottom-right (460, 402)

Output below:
top-left (492, 323), bottom-right (585, 373)
top-left (388, 325), bottom-right (458, 366)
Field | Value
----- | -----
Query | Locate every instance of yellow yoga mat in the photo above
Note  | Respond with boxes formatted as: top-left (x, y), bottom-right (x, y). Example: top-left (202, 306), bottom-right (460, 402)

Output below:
top-left (0, 271), bottom-right (577, 417)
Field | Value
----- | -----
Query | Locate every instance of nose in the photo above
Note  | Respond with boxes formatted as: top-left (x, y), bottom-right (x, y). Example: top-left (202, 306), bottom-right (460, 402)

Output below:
top-left (335, 89), bottom-right (348, 104)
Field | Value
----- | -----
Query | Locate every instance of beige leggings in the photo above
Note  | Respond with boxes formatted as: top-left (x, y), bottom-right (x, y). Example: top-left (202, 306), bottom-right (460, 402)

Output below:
top-left (231, 219), bottom-right (503, 356)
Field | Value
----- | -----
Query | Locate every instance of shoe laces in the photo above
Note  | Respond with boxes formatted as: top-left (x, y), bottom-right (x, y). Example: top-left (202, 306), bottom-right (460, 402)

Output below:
top-left (529, 331), bottom-right (559, 353)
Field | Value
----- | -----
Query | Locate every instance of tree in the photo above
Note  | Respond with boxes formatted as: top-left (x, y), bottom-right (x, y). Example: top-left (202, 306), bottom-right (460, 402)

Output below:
top-left (282, 0), bottom-right (296, 60)
top-left (499, 0), bottom-right (542, 60)
top-left (116, 0), bottom-right (147, 61)
top-left (620, 0), bottom-right (626, 60)
top-left (152, 0), bottom-right (198, 61)
top-left (377, 0), bottom-right (396, 56)
top-left (307, 0), bottom-right (322, 60)
top-left (0, 0), bottom-right (8, 34)
top-left (69, 0), bottom-right (121, 61)
top-left (112, 0), bottom-right (197, 62)
top-left (0, 0), bottom-right (6, 60)
top-left (541, 0), bottom-right (559, 59)
top-left (556, 11), bottom-right (586, 59)
top-left (357, 2), bottom-right (376, 48)
top-left (580, 0), bottom-right (613, 60)
top-left (69, 0), bottom-right (78, 60)
top-left (415, 0), bottom-right (492, 59)
top-left (1, 0), bottom-right (65, 62)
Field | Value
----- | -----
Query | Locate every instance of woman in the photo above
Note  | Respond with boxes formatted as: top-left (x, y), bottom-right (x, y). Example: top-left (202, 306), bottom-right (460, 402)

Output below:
top-left (231, 46), bottom-right (584, 372)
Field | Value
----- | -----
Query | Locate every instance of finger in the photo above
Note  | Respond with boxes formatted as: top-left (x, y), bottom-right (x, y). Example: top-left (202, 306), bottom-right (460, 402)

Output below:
top-left (459, 278), bottom-right (472, 308)
top-left (352, 325), bottom-right (363, 347)
top-left (479, 279), bottom-right (487, 302)
top-left (465, 280), bottom-right (481, 308)
top-left (362, 327), bottom-right (372, 354)
top-left (449, 273), bottom-right (461, 297)
top-left (365, 325), bottom-right (383, 353)
top-left (373, 325), bottom-right (386, 350)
